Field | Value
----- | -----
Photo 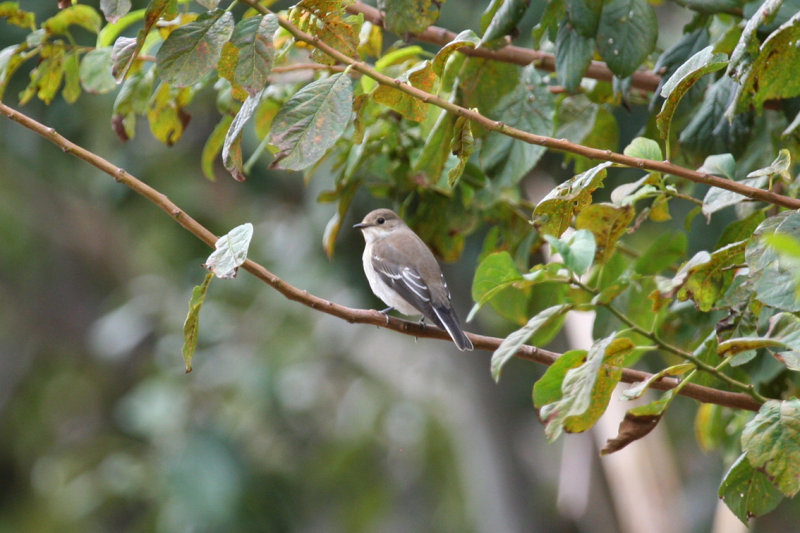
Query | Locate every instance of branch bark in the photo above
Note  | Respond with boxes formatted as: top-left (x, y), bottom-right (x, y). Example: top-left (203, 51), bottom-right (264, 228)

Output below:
top-left (261, 2), bottom-right (800, 210)
top-left (0, 101), bottom-right (763, 413)
top-left (346, 1), bottom-right (662, 93)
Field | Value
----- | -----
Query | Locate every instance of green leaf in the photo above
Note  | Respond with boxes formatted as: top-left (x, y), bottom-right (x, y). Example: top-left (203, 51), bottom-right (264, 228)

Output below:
top-left (480, 65), bottom-right (554, 188)
top-left (43, 4), bottom-right (102, 35)
top-left (79, 47), bottom-right (116, 94)
top-left (539, 334), bottom-right (632, 441)
top-left (623, 136), bottom-right (662, 161)
top-left (111, 36), bottom-right (137, 79)
top-left (0, 44), bottom-right (27, 100)
top-left (679, 78), bottom-right (749, 157)
top-left (702, 176), bottom-right (767, 220)
top-left (491, 304), bottom-right (572, 382)
top-left (182, 272), bottom-right (213, 373)
top-left (717, 210), bottom-right (765, 249)
top-left (728, 0), bottom-right (785, 81)
top-left (566, 0), bottom-right (602, 37)
top-left (471, 251), bottom-right (523, 305)
top-left (267, 73), bottom-right (353, 171)
top-left (555, 94), bottom-right (598, 146)
top-left (203, 223), bottom-right (254, 279)
top-left (432, 29), bottom-right (480, 77)
top-left (595, 0), bottom-right (657, 78)
top-left (742, 398), bottom-right (800, 497)
top-left (231, 14), bottom-right (278, 96)
top-left (448, 115), bottom-right (474, 187)
top-left (459, 58), bottom-right (519, 114)
top-left (656, 46), bottom-right (728, 139)
top-left (719, 453), bottom-right (784, 523)
top-left (621, 364), bottom-right (693, 400)
top-left (100, 0), bottom-right (131, 23)
top-left (533, 349), bottom-right (586, 407)
top-left (412, 110), bottom-right (455, 184)
top-left (699, 153), bottom-right (736, 179)
top-left (532, 0), bottom-right (565, 45)
top-left (62, 51), bottom-right (81, 103)
top-left (717, 337), bottom-right (787, 357)
top-left (378, 0), bottom-right (441, 35)
top-left (555, 21), bottom-right (594, 93)
top-left (674, 241), bottom-right (746, 312)
top-left (767, 312), bottom-right (800, 371)
top-left (742, 13), bottom-right (800, 110)
top-left (0, 2), bottom-right (35, 29)
top-left (117, 0), bottom-right (177, 81)
top-left (746, 211), bottom-right (800, 312)
top-left (19, 47), bottom-right (65, 105)
top-left (747, 149), bottom-right (792, 180)
top-left (147, 82), bottom-right (192, 146)
top-left (575, 203), bottom-right (634, 264)
top-left (544, 229), bottom-right (596, 275)
top-left (156, 9), bottom-right (234, 87)
top-left (112, 68), bottom-right (154, 141)
top-left (373, 60), bottom-right (436, 122)
top-left (201, 114), bottom-right (233, 181)
top-left (635, 231), bottom-right (687, 275)
top-left (534, 161), bottom-right (612, 236)
top-left (290, 0), bottom-right (361, 65)
top-left (480, 0), bottom-right (530, 48)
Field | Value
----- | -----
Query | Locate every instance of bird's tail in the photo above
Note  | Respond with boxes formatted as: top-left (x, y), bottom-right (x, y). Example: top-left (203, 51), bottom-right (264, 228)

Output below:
top-left (431, 305), bottom-right (474, 351)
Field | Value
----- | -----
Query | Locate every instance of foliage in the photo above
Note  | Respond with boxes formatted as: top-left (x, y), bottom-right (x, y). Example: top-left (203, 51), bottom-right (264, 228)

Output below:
top-left (4, 0), bottom-right (800, 526)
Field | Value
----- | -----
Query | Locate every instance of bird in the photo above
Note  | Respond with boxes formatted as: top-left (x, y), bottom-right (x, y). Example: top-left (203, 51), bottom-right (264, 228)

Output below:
top-left (353, 208), bottom-right (474, 351)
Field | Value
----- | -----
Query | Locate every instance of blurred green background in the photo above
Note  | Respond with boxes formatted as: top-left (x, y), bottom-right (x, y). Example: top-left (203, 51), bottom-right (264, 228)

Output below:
top-left (2, 1), bottom-right (800, 532)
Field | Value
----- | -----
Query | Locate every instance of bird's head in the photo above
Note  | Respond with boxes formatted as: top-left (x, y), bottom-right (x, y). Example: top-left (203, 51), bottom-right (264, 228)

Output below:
top-left (353, 209), bottom-right (405, 242)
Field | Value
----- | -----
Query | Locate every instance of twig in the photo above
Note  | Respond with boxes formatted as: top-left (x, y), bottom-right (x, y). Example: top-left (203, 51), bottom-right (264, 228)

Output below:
top-left (346, 1), bottom-right (662, 93)
top-left (0, 101), bottom-right (763, 413)
top-left (253, 1), bottom-right (800, 210)
top-left (573, 279), bottom-right (768, 404)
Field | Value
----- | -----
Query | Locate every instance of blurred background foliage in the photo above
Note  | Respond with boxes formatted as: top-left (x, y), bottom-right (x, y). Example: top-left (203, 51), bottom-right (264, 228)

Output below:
top-left (2, 1), bottom-right (800, 532)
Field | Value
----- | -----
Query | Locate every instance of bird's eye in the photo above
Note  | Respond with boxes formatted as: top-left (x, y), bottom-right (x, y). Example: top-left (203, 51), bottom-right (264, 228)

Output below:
top-left (377, 217), bottom-right (385, 224)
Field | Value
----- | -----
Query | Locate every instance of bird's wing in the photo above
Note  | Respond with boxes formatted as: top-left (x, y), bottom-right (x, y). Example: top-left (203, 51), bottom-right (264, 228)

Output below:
top-left (371, 253), bottom-right (436, 318)
top-left (371, 233), bottom-right (473, 351)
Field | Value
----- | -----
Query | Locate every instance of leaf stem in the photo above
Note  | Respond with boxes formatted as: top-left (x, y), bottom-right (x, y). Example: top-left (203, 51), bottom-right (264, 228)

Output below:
top-left (573, 279), bottom-right (767, 403)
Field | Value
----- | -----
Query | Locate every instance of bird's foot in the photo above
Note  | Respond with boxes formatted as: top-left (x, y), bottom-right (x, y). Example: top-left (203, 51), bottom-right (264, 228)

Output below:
top-left (379, 306), bottom-right (393, 325)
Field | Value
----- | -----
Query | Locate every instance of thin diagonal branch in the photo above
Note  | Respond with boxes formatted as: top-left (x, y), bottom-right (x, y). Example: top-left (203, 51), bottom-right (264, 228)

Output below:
top-left (346, 1), bottom-right (662, 93)
top-left (0, 101), bottom-right (763, 413)
top-left (258, 1), bottom-right (800, 210)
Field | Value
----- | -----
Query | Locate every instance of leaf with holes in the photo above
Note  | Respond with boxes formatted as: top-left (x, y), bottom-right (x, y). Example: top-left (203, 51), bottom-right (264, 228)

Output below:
top-left (379, 0), bottom-right (442, 35)
top-left (595, 0), bottom-right (657, 78)
top-left (742, 399), bottom-right (800, 497)
top-left (576, 203), bottom-right (634, 264)
top-left (534, 162), bottom-right (612, 236)
top-left (290, 0), bottom-right (361, 65)
top-left (719, 453), bottom-right (784, 523)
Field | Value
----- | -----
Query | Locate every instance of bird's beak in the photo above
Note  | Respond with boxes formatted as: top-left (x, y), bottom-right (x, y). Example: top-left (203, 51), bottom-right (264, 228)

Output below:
top-left (353, 222), bottom-right (368, 229)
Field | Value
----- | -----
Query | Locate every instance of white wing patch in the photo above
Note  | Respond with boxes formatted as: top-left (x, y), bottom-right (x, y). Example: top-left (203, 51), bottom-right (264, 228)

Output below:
top-left (401, 267), bottom-right (429, 302)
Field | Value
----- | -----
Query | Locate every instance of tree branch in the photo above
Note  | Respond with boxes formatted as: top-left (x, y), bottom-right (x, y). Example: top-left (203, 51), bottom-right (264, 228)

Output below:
top-left (346, 1), bottom-right (662, 93)
top-left (0, 101), bottom-right (763, 413)
top-left (259, 2), bottom-right (800, 210)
